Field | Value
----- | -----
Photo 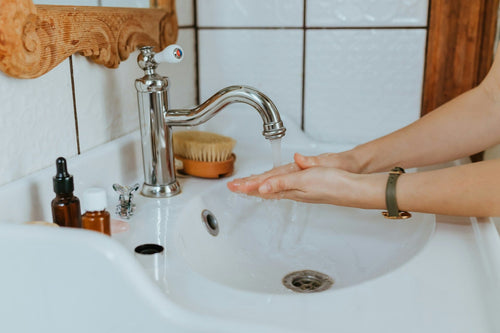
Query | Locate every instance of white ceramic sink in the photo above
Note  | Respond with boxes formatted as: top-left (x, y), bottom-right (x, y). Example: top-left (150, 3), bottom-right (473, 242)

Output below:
top-left (1, 123), bottom-right (499, 333)
top-left (175, 183), bottom-right (435, 294)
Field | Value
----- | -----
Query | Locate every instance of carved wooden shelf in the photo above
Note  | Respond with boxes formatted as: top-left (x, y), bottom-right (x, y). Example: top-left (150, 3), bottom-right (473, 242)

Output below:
top-left (0, 0), bottom-right (178, 79)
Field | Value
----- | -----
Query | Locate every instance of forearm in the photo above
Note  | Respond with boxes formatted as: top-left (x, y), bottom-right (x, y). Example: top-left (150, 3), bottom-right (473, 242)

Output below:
top-left (394, 159), bottom-right (500, 217)
top-left (232, 153), bottom-right (500, 217)
top-left (352, 44), bottom-right (500, 174)
top-left (356, 159), bottom-right (500, 217)
top-left (348, 83), bottom-right (500, 173)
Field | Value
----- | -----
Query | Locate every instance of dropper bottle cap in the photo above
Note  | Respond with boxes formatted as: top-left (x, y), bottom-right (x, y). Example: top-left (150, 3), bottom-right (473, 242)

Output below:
top-left (53, 157), bottom-right (74, 194)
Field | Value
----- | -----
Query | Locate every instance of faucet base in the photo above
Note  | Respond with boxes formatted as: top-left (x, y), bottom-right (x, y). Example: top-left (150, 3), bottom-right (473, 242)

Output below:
top-left (141, 182), bottom-right (181, 198)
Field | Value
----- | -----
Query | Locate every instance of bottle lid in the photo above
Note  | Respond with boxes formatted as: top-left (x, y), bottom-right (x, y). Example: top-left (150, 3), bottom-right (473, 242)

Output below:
top-left (53, 157), bottom-right (74, 194)
top-left (82, 188), bottom-right (108, 212)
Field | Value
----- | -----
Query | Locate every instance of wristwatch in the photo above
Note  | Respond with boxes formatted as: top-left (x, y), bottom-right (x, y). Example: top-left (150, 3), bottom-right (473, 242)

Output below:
top-left (382, 167), bottom-right (412, 219)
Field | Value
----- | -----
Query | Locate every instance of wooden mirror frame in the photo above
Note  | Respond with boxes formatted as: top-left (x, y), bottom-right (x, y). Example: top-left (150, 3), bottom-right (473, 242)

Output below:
top-left (422, 0), bottom-right (499, 162)
top-left (422, 0), bottom-right (499, 117)
top-left (0, 0), bottom-right (177, 79)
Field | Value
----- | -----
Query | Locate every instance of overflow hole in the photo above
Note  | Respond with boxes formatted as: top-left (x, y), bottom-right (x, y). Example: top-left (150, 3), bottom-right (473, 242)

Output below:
top-left (202, 209), bottom-right (219, 236)
top-left (134, 244), bottom-right (164, 255)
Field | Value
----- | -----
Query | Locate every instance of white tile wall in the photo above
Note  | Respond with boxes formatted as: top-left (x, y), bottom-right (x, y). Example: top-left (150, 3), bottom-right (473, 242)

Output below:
top-left (161, 29), bottom-right (198, 108)
top-left (0, 60), bottom-right (77, 186)
top-left (197, 0), bottom-right (303, 27)
top-left (307, 0), bottom-right (428, 27)
top-left (74, 28), bottom-right (197, 153)
top-left (0, 0), bottom-right (195, 187)
top-left (72, 52), bottom-right (142, 153)
top-left (176, 0), bottom-right (195, 27)
top-left (304, 29), bottom-right (426, 145)
top-left (0, 0), bottom-right (430, 191)
top-left (100, 0), bottom-right (149, 7)
top-left (197, 29), bottom-right (303, 139)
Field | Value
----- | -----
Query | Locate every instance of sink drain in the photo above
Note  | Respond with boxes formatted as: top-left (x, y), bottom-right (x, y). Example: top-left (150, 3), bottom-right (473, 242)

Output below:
top-left (282, 270), bottom-right (334, 293)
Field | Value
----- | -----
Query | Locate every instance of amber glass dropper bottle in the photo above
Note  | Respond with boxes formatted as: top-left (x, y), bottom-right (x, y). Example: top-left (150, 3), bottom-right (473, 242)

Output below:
top-left (51, 157), bottom-right (82, 228)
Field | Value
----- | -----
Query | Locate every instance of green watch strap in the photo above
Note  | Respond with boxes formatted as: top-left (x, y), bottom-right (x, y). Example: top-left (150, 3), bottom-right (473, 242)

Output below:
top-left (385, 167), bottom-right (404, 217)
top-left (383, 167), bottom-right (411, 219)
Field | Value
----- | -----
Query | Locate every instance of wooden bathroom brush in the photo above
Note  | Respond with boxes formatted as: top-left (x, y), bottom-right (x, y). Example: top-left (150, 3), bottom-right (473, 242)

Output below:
top-left (173, 131), bottom-right (236, 178)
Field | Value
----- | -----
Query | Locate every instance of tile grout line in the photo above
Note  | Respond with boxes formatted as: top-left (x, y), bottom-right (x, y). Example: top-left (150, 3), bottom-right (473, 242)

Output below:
top-left (68, 56), bottom-right (81, 155)
top-left (301, 0), bottom-right (307, 131)
top-left (191, 5), bottom-right (428, 131)
top-left (193, 0), bottom-right (201, 105)
top-left (305, 26), bottom-right (427, 30)
top-left (197, 26), bottom-right (428, 30)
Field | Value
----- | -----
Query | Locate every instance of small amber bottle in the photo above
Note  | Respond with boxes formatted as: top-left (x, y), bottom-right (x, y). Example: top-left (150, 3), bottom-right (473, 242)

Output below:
top-left (52, 157), bottom-right (82, 228)
top-left (82, 188), bottom-right (111, 236)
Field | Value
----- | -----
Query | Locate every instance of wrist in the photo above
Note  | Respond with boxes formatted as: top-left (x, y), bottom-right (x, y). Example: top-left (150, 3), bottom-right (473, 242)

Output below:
top-left (342, 145), bottom-right (375, 174)
top-left (350, 172), bottom-right (387, 209)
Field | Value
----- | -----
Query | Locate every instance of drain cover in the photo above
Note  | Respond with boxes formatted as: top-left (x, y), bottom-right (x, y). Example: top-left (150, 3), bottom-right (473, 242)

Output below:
top-left (282, 270), bottom-right (334, 293)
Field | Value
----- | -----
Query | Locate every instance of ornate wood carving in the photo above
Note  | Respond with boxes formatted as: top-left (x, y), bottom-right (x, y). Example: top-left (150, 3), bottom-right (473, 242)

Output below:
top-left (0, 0), bottom-right (178, 79)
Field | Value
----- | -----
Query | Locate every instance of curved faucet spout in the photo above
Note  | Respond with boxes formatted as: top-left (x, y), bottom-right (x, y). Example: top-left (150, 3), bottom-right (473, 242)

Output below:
top-left (166, 86), bottom-right (286, 140)
top-left (136, 47), bottom-right (287, 198)
top-left (136, 63), bottom-right (287, 198)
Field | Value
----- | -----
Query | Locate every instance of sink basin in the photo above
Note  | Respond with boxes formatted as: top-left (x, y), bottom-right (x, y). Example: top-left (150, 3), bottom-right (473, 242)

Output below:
top-left (174, 183), bottom-right (435, 294)
top-left (1, 128), bottom-right (498, 333)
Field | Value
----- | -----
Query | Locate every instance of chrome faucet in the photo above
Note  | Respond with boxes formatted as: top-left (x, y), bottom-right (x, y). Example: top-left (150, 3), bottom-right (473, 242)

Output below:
top-left (135, 46), bottom-right (286, 198)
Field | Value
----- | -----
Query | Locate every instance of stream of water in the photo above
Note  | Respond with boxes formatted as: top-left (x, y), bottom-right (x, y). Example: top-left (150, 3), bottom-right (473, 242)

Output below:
top-left (271, 138), bottom-right (282, 168)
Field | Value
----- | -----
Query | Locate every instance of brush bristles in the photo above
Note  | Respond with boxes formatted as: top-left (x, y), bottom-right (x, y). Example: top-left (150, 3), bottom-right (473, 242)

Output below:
top-left (173, 131), bottom-right (236, 162)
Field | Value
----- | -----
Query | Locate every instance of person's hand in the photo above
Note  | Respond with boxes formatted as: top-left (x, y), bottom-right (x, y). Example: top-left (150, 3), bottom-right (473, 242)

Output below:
top-left (228, 152), bottom-right (386, 208)
top-left (293, 151), bottom-right (363, 173)
top-left (256, 167), bottom-right (358, 205)
top-left (227, 151), bottom-right (362, 195)
top-left (227, 161), bottom-right (301, 195)
top-left (229, 163), bottom-right (386, 208)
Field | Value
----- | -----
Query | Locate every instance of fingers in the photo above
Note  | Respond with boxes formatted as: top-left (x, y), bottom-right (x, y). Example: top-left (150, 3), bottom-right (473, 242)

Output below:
top-left (294, 153), bottom-right (319, 169)
top-left (227, 162), bottom-right (301, 194)
top-left (227, 177), bottom-right (260, 194)
top-left (295, 152), bottom-right (361, 173)
top-left (253, 170), bottom-right (320, 203)
top-left (258, 172), bottom-right (304, 195)
top-left (294, 152), bottom-right (340, 169)
top-left (227, 150), bottom-right (358, 196)
top-left (254, 190), bottom-right (308, 202)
